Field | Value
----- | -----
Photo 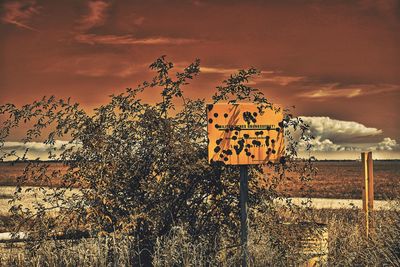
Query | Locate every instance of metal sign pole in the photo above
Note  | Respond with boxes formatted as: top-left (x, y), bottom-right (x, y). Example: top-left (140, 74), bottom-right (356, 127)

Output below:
top-left (206, 103), bottom-right (285, 266)
top-left (240, 165), bottom-right (249, 267)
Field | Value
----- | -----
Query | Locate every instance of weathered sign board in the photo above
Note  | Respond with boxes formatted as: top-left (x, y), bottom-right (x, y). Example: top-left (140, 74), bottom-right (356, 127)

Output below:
top-left (207, 103), bottom-right (284, 165)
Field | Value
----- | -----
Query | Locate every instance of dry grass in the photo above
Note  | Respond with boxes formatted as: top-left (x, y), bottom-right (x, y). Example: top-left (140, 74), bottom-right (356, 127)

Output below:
top-left (0, 206), bottom-right (399, 266)
top-left (0, 236), bottom-right (137, 267)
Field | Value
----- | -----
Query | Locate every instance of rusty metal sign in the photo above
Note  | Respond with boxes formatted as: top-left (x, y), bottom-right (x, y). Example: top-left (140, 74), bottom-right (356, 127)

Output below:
top-left (207, 103), bottom-right (285, 165)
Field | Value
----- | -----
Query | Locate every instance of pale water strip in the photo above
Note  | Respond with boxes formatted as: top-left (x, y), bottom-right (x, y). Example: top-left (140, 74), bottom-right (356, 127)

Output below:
top-left (1, 186), bottom-right (398, 217)
top-left (275, 197), bottom-right (399, 210)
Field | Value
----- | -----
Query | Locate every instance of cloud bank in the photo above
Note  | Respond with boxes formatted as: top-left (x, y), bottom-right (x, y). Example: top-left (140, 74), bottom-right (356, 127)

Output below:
top-left (300, 116), bottom-right (383, 143)
top-left (298, 117), bottom-right (399, 154)
top-left (373, 138), bottom-right (399, 151)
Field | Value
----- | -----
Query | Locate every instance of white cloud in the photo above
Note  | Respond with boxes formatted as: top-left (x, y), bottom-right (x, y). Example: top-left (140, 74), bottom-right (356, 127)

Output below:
top-left (298, 136), bottom-right (362, 152)
top-left (3, 140), bottom-right (69, 151)
top-left (1, 140), bottom-right (78, 160)
top-left (370, 137), bottom-right (399, 151)
top-left (300, 116), bottom-right (382, 143)
top-left (297, 117), bottom-right (399, 155)
top-left (299, 136), bottom-right (399, 153)
top-left (299, 136), bottom-right (340, 152)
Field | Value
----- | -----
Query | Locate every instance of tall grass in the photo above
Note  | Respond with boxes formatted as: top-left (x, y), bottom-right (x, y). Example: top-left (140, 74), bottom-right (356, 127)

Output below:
top-left (1, 206), bottom-right (399, 266)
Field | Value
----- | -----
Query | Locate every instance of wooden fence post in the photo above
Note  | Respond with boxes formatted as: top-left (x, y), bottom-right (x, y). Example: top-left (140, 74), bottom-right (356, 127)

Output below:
top-left (361, 151), bottom-right (374, 238)
top-left (367, 152), bottom-right (374, 211)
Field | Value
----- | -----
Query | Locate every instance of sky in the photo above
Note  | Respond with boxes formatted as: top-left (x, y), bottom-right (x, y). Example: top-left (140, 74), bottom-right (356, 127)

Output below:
top-left (1, 0), bottom-right (399, 160)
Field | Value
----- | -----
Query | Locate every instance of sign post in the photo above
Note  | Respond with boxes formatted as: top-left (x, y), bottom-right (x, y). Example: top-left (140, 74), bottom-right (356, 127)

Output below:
top-left (207, 103), bottom-right (285, 266)
top-left (240, 165), bottom-right (249, 267)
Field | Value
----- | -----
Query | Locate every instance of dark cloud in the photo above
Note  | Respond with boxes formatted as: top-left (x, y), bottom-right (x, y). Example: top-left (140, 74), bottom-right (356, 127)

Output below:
top-left (75, 33), bottom-right (201, 45)
top-left (297, 83), bottom-right (400, 100)
top-left (1, 0), bottom-right (40, 31)
top-left (77, 0), bottom-right (109, 31)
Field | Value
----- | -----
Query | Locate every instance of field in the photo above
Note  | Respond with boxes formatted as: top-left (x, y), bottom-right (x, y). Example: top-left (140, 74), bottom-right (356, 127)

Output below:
top-left (0, 162), bottom-right (67, 187)
top-left (1, 161), bottom-right (399, 218)
top-left (3, 160), bottom-right (399, 199)
top-left (271, 160), bottom-right (400, 199)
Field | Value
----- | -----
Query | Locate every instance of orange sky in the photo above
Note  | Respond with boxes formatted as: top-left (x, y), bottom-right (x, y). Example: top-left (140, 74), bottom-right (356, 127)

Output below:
top-left (1, 0), bottom-right (399, 159)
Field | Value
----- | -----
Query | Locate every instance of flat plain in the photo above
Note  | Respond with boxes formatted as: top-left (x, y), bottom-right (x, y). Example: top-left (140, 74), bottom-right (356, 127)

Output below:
top-left (273, 160), bottom-right (400, 199)
top-left (1, 161), bottom-right (399, 199)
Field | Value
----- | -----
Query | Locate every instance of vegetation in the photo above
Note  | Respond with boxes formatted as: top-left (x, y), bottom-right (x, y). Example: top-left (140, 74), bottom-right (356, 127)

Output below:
top-left (3, 56), bottom-right (397, 266)
top-left (1, 207), bottom-right (400, 266)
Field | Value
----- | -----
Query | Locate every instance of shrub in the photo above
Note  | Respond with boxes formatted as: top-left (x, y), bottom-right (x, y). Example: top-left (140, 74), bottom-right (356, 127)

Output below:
top-left (0, 56), bottom-right (314, 265)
